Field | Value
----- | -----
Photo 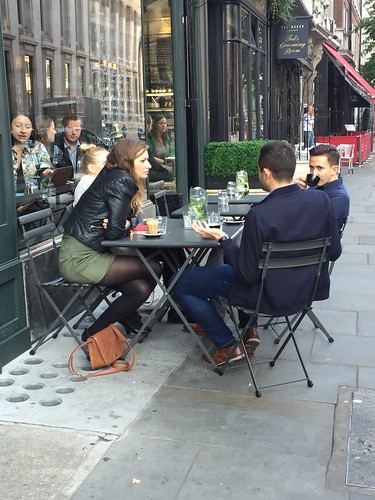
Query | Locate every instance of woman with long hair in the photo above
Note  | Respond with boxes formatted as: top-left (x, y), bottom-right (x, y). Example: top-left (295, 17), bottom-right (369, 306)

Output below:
top-left (59, 138), bottom-right (162, 339)
top-left (148, 113), bottom-right (172, 165)
top-left (33, 115), bottom-right (57, 161)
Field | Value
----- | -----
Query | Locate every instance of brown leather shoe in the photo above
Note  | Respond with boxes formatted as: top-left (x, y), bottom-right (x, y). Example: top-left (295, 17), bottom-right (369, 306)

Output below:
top-left (202, 344), bottom-right (244, 366)
top-left (182, 323), bottom-right (205, 335)
top-left (243, 327), bottom-right (260, 354)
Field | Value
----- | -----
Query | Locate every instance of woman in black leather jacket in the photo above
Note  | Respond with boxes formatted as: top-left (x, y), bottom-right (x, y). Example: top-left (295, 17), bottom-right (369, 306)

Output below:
top-left (59, 138), bottom-right (162, 339)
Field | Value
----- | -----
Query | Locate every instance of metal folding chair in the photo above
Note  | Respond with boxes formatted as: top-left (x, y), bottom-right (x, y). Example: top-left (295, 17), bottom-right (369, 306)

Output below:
top-left (337, 144), bottom-right (355, 174)
top-left (18, 208), bottom-right (110, 355)
top-left (220, 237), bottom-right (331, 397)
top-left (266, 216), bottom-right (348, 344)
top-left (153, 189), bottom-right (170, 216)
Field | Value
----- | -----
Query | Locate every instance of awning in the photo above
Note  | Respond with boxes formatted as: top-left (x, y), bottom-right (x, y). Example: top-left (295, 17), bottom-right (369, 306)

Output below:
top-left (323, 42), bottom-right (375, 105)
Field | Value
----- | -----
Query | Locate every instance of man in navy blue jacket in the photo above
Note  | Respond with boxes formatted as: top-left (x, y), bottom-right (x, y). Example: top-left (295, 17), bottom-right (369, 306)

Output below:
top-left (171, 141), bottom-right (341, 366)
top-left (296, 144), bottom-right (350, 230)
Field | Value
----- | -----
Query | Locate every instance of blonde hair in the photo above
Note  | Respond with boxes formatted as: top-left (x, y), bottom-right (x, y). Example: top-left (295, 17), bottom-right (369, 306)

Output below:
top-left (80, 144), bottom-right (108, 174)
top-left (106, 138), bottom-right (149, 212)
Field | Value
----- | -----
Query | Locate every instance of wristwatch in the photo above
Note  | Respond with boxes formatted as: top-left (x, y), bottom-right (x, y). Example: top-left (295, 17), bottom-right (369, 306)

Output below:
top-left (218, 234), bottom-right (231, 244)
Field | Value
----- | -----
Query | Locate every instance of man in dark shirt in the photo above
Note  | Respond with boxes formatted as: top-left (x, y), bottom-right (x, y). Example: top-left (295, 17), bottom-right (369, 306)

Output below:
top-left (296, 144), bottom-right (350, 230)
top-left (53, 113), bottom-right (83, 172)
top-left (171, 141), bottom-right (341, 366)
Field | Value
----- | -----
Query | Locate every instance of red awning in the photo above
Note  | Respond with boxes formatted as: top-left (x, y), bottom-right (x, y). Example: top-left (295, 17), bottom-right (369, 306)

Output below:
top-left (323, 42), bottom-right (375, 104)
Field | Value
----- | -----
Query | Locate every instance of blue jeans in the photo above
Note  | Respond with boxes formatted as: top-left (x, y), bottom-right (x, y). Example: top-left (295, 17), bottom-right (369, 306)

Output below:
top-left (171, 264), bottom-right (237, 348)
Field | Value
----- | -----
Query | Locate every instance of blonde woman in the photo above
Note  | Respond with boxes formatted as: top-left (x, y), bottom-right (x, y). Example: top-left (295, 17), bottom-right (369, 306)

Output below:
top-left (73, 144), bottom-right (108, 206)
top-left (59, 138), bottom-right (162, 339)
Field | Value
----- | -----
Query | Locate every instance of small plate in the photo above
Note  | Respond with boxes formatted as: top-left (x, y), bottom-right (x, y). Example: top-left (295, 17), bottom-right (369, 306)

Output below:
top-left (224, 219), bottom-right (244, 224)
top-left (141, 231), bottom-right (163, 237)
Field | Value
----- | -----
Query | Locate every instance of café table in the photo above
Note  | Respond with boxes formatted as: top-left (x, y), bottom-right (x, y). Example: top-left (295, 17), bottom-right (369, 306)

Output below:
top-left (207, 192), bottom-right (268, 205)
top-left (102, 217), bottom-right (244, 372)
top-left (172, 203), bottom-right (250, 219)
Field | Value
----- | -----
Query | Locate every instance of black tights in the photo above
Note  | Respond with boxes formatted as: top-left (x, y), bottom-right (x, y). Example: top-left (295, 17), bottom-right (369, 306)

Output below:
top-left (86, 255), bottom-right (162, 336)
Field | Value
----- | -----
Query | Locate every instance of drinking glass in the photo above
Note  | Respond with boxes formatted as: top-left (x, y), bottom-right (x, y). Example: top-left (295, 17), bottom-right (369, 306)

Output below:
top-left (157, 216), bottom-right (168, 234)
top-left (227, 181), bottom-right (236, 199)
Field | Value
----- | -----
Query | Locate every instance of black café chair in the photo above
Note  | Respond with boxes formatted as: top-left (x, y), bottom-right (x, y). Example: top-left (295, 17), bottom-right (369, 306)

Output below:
top-left (153, 189), bottom-right (170, 217)
top-left (265, 215), bottom-right (349, 344)
top-left (18, 208), bottom-right (110, 355)
top-left (220, 237), bottom-right (331, 397)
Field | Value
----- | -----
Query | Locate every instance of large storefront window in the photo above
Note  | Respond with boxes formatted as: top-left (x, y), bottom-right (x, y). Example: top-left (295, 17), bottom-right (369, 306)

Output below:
top-left (2, 0), bottom-right (145, 246)
top-left (143, 0), bottom-right (176, 186)
top-left (225, 4), bottom-right (266, 141)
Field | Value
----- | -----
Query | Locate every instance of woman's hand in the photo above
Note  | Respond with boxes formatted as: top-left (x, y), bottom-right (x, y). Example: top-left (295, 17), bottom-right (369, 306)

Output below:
top-left (191, 221), bottom-right (225, 241)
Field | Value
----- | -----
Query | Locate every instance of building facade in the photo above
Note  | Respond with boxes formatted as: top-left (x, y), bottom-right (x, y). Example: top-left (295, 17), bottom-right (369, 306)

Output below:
top-left (0, 0), bottom-right (373, 368)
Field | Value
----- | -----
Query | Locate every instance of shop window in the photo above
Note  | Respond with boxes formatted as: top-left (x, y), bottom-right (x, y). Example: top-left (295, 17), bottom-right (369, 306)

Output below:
top-left (144, 0), bottom-right (176, 187)
top-left (224, 4), bottom-right (267, 141)
top-left (5, 1), bottom-right (145, 248)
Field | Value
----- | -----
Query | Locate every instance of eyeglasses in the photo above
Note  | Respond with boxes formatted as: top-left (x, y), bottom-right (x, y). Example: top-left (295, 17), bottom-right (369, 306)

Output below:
top-left (65, 127), bottom-right (82, 133)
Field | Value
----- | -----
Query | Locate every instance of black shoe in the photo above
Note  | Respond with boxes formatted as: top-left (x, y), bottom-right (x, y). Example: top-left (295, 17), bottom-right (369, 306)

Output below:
top-left (167, 308), bottom-right (184, 324)
top-left (120, 312), bottom-right (143, 333)
top-left (81, 329), bottom-right (90, 342)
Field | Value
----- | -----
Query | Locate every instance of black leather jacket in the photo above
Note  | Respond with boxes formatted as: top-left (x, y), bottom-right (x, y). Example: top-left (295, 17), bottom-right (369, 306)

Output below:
top-left (63, 166), bottom-right (138, 253)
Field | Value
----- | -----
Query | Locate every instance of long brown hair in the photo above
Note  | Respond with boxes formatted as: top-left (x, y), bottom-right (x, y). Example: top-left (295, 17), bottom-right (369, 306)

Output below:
top-left (106, 138), bottom-right (149, 212)
top-left (150, 113), bottom-right (169, 148)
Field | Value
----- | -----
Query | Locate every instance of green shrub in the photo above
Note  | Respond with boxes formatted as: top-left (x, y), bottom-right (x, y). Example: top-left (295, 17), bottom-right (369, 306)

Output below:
top-left (204, 140), bottom-right (269, 177)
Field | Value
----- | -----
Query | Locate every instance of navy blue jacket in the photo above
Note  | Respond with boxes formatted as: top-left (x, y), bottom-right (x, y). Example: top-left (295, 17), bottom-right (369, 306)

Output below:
top-left (221, 184), bottom-right (341, 316)
top-left (317, 177), bottom-right (350, 230)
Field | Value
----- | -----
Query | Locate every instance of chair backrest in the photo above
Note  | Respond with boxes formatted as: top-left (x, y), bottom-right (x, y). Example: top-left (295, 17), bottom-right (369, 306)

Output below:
top-left (253, 237), bottom-right (331, 316)
top-left (18, 208), bottom-right (58, 285)
top-left (153, 189), bottom-right (170, 216)
top-left (328, 215), bottom-right (349, 275)
top-left (337, 144), bottom-right (354, 159)
top-left (149, 180), bottom-right (165, 192)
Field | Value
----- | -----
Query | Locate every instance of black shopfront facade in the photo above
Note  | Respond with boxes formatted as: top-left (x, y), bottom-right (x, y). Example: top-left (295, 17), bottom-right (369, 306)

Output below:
top-left (1, 0), bottom-right (298, 368)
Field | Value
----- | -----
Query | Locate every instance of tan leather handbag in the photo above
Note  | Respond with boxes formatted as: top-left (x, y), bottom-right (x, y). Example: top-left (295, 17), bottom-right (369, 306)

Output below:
top-left (68, 324), bottom-right (135, 377)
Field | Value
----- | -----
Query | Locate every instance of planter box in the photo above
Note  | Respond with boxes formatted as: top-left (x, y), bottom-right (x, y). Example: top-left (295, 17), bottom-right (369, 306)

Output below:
top-left (206, 175), bottom-right (261, 190)
top-left (206, 176), bottom-right (233, 190)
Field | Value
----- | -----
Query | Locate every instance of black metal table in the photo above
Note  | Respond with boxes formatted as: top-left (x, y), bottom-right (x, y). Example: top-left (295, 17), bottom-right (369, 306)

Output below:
top-left (102, 218), bottom-right (244, 371)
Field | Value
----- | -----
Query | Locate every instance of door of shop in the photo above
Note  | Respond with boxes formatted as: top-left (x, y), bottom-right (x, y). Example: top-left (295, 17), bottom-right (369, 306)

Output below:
top-left (0, 26), bottom-right (30, 371)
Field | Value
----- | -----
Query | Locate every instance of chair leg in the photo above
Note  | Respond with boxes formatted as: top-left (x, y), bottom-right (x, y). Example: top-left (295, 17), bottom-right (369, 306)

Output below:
top-left (306, 309), bottom-right (334, 343)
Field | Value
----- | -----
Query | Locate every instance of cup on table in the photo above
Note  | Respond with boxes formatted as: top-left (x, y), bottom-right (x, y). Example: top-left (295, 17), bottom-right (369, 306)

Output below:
top-left (183, 212), bottom-right (193, 229)
top-left (157, 216), bottom-right (168, 234)
top-left (146, 218), bottom-right (159, 234)
top-left (306, 173), bottom-right (320, 187)
top-left (207, 211), bottom-right (222, 229)
top-left (227, 181), bottom-right (236, 199)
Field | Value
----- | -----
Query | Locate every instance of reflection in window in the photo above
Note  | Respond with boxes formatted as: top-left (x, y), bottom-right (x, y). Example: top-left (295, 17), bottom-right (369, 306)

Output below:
top-left (64, 62), bottom-right (70, 95)
top-left (24, 55), bottom-right (33, 112)
top-left (1, 0), bottom-right (10, 31)
top-left (40, 0), bottom-right (51, 35)
top-left (45, 59), bottom-right (52, 99)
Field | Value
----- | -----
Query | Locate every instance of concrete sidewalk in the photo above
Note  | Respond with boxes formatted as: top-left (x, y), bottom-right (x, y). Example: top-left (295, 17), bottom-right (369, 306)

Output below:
top-left (1, 158), bottom-right (375, 499)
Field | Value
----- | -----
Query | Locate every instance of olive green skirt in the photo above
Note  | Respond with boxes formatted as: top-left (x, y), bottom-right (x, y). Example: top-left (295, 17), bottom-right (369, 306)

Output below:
top-left (59, 233), bottom-right (116, 284)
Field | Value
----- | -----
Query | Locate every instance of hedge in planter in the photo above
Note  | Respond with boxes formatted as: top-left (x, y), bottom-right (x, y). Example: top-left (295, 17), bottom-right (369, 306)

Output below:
top-left (204, 140), bottom-right (269, 178)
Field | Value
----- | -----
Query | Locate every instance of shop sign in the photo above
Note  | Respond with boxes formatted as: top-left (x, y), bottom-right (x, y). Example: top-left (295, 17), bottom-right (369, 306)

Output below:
top-left (277, 17), bottom-right (309, 59)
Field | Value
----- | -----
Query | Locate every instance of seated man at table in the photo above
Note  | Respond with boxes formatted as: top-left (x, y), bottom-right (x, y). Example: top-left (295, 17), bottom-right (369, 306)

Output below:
top-left (295, 144), bottom-right (350, 230)
top-left (171, 141), bottom-right (341, 366)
